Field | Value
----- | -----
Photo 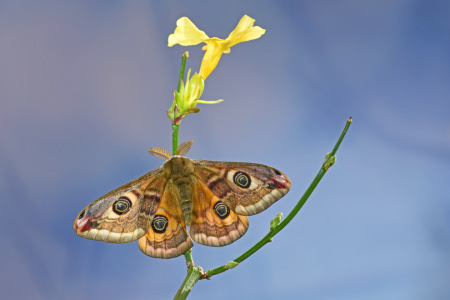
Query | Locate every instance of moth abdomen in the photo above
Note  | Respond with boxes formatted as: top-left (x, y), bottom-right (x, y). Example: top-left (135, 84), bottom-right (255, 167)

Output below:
top-left (173, 179), bottom-right (193, 224)
top-left (180, 199), bottom-right (193, 224)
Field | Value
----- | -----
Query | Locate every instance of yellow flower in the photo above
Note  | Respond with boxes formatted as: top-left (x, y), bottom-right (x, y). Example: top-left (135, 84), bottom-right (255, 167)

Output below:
top-left (168, 15), bottom-right (266, 79)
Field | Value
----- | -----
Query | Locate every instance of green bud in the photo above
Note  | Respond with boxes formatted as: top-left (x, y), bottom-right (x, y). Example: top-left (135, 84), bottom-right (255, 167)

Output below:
top-left (167, 97), bottom-right (177, 121)
top-left (323, 152), bottom-right (336, 170)
top-left (225, 261), bottom-right (239, 270)
top-left (176, 70), bottom-right (204, 112)
top-left (167, 65), bottom-right (223, 124)
top-left (270, 213), bottom-right (283, 229)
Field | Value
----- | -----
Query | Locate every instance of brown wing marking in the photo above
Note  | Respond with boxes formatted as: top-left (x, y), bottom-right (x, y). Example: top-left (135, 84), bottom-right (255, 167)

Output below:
top-left (193, 160), bottom-right (291, 216)
top-left (189, 180), bottom-right (249, 247)
top-left (74, 168), bottom-right (164, 243)
top-left (138, 181), bottom-right (193, 258)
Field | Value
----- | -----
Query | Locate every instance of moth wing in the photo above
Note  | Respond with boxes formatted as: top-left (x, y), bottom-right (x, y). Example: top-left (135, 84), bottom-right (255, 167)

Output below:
top-left (138, 180), bottom-right (194, 258)
top-left (74, 168), bottom-right (164, 243)
top-left (189, 179), bottom-right (249, 247)
top-left (193, 160), bottom-right (291, 216)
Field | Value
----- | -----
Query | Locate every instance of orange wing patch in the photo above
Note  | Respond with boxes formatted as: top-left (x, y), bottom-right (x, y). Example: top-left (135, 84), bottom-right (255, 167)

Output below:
top-left (190, 181), bottom-right (249, 247)
top-left (138, 183), bottom-right (193, 258)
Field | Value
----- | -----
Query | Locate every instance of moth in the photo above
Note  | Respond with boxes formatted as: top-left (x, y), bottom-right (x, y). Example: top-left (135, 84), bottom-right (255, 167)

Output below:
top-left (74, 141), bottom-right (291, 258)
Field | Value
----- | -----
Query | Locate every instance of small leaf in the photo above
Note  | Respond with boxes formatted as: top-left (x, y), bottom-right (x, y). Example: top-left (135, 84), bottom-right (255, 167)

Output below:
top-left (225, 261), bottom-right (239, 270)
top-left (323, 152), bottom-right (336, 170)
top-left (270, 213), bottom-right (283, 230)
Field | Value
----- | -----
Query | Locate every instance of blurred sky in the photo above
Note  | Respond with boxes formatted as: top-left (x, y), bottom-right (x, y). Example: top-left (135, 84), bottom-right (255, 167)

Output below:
top-left (1, 0), bottom-right (449, 299)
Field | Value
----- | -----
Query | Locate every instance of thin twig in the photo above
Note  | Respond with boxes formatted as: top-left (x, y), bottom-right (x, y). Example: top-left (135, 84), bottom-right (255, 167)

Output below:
top-left (206, 117), bottom-right (352, 277)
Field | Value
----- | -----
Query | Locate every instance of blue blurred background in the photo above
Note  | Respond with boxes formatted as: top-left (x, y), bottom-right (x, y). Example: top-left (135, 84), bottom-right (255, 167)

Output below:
top-left (1, 1), bottom-right (449, 299)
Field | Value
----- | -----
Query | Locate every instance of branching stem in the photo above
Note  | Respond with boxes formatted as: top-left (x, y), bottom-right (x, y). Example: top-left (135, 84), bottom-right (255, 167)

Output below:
top-left (174, 117), bottom-right (352, 299)
top-left (207, 117), bottom-right (352, 276)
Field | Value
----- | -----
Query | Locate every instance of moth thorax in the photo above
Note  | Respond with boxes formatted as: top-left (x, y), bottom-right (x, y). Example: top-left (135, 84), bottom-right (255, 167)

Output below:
top-left (167, 156), bottom-right (195, 178)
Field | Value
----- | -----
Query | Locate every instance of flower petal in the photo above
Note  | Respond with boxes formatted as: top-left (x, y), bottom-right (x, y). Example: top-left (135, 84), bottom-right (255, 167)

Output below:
top-left (168, 17), bottom-right (210, 47)
top-left (224, 15), bottom-right (266, 50)
top-left (195, 99), bottom-right (223, 104)
top-left (198, 39), bottom-right (228, 79)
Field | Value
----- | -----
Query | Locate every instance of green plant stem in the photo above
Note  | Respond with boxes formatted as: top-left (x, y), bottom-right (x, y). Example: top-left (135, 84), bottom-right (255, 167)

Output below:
top-left (174, 266), bottom-right (203, 300)
top-left (329, 117), bottom-right (352, 158)
top-left (206, 117), bottom-right (352, 277)
top-left (183, 249), bottom-right (194, 267)
top-left (171, 51), bottom-right (200, 300)
top-left (172, 51), bottom-right (188, 156)
top-left (172, 123), bottom-right (179, 155)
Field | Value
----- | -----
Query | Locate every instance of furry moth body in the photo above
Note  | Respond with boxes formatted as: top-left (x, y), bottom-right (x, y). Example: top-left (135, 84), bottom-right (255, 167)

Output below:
top-left (74, 148), bottom-right (291, 258)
